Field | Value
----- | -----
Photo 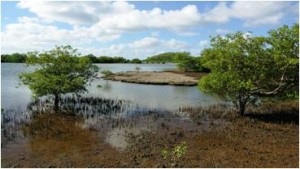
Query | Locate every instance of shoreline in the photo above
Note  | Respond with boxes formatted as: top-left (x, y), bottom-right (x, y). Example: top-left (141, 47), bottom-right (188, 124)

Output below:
top-left (1, 100), bottom-right (298, 167)
top-left (102, 71), bottom-right (207, 86)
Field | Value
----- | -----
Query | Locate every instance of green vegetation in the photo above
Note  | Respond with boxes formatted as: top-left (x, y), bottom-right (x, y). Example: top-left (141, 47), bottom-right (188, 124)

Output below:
top-left (199, 23), bottom-right (299, 115)
top-left (2, 52), bottom-right (147, 64)
top-left (1, 53), bottom-right (27, 63)
top-left (131, 58), bottom-right (142, 64)
top-left (100, 69), bottom-right (113, 77)
top-left (83, 55), bottom-right (144, 64)
top-left (83, 54), bottom-right (130, 63)
top-left (19, 45), bottom-right (99, 111)
top-left (175, 52), bottom-right (210, 72)
top-left (144, 52), bottom-right (179, 63)
top-left (161, 141), bottom-right (187, 167)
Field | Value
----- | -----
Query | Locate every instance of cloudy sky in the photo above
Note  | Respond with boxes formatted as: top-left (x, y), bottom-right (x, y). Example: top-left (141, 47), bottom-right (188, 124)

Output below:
top-left (1, 1), bottom-right (299, 59)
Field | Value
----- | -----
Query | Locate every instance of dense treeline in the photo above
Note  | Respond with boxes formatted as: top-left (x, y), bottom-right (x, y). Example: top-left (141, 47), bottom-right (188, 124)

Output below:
top-left (1, 52), bottom-right (209, 72)
top-left (175, 52), bottom-right (210, 72)
top-left (1, 53), bottom-right (27, 63)
top-left (144, 52), bottom-right (179, 63)
top-left (144, 52), bottom-right (210, 72)
top-left (1, 53), bottom-right (143, 64)
top-left (84, 54), bottom-right (129, 63)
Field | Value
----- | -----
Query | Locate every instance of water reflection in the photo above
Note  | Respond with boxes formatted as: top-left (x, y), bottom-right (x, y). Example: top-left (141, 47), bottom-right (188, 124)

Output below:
top-left (102, 81), bottom-right (113, 92)
top-left (2, 63), bottom-right (220, 110)
top-left (2, 96), bottom-right (166, 146)
top-left (1, 95), bottom-right (224, 167)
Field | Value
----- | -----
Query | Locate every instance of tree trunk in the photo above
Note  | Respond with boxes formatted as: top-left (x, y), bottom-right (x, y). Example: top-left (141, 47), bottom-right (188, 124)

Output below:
top-left (238, 100), bottom-right (246, 116)
top-left (54, 93), bottom-right (60, 111)
top-left (236, 95), bottom-right (248, 116)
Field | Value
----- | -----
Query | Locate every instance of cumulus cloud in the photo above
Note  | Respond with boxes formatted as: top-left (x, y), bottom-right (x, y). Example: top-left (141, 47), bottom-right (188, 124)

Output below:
top-left (17, 1), bottom-right (104, 25)
top-left (78, 37), bottom-right (190, 59)
top-left (1, 1), bottom-right (297, 55)
top-left (1, 16), bottom-right (121, 54)
top-left (17, 1), bottom-right (293, 29)
top-left (129, 37), bottom-right (160, 49)
top-left (199, 40), bottom-right (209, 49)
top-left (17, 1), bottom-right (202, 32)
top-left (204, 1), bottom-right (293, 27)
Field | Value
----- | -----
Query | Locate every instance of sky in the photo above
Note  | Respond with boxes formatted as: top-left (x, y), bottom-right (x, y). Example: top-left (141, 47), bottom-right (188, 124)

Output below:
top-left (1, 1), bottom-right (299, 59)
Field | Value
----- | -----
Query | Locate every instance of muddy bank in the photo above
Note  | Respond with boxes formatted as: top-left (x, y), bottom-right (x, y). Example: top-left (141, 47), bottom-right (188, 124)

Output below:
top-left (103, 71), bottom-right (206, 86)
top-left (1, 99), bottom-right (298, 167)
top-left (125, 101), bottom-right (299, 167)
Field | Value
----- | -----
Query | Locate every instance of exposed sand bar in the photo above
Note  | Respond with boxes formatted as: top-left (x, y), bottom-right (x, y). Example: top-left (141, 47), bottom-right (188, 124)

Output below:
top-left (103, 71), bottom-right (205, 86)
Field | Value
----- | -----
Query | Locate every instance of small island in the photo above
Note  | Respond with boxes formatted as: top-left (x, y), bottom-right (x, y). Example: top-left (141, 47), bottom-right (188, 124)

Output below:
top-left (103, 71), bottom-right (207, 86)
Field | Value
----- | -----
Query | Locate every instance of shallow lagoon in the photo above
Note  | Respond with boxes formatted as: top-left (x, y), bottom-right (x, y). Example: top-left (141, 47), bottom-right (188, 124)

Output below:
top-left (1, 63), bottom-right (220, 110)
top-left (1, 63), bottom-right (223, 167)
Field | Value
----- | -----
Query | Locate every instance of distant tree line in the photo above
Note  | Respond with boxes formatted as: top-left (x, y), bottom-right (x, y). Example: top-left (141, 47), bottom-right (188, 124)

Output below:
top-left (144, 52), bottom-right (179, 63)
top-left (1, 52), bottom-right (209, 72)
top-left (143, 52), bottom-right (210, 72)
top-left (83, 54), bottom-right (142, 63)
top-left (1, 53), bottom-right (27, 63)
top-left (1, 53), bottom-right (143, 64)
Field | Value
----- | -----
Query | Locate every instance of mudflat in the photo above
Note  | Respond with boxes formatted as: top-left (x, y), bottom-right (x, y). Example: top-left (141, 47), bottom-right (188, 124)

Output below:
top-left (1, 101), bottom-right (298, 167)
top-left (103, 71), bottom-right (205, 86)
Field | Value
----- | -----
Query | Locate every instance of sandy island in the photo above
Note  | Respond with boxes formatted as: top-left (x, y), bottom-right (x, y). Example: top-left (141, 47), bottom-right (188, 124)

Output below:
top-left (103, 71), bottom-right (207, 86)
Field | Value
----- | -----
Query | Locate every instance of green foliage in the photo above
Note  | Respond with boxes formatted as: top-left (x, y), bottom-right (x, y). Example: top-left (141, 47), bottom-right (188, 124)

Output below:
top-left (130, 58), bottom-right (142, 64)
top-left (97, 56), bottom-right (127, 63)
top-left (144, 52), bottom-right (185, 63)
top-left (100, 69), bottom-right (113, 77)
top-left (1, 53), bottom-right (27, 63)
top-left (19, 45), bottom-right (99, 110)
top-left (199, 24), bottom-right (299, 115)
top-left (175, 52), bottom-right (210, 72)
top-left (84, 54), bottom-right (98, 63)
top-left (161, 142), bottom-right (187, 167)
top-left (83, 55), bottom-right (129, 63)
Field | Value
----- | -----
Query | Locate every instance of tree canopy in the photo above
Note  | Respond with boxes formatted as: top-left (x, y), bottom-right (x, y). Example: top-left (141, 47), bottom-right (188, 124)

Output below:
top-left (19, 45), bottom-right (99, 111)
top-left (1, 53), bottom-right (27, 63)
top-left (175, 52), bottom-right (210, 72)
top-left (199, 23), bottom-right (299, 115)
top-left (144, 52), bottom-right (187, 63)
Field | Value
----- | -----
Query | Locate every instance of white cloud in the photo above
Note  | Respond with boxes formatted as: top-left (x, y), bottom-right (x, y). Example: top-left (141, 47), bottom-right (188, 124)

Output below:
top-left (17, 1), bottom-right (202, 32)
top-left (129, 37), bottom-right (188, 51)
top-left (17, 1), bottom-right (104, 25)
top-left (205, 1), bottom-right (293, 27)
top-left (78, 37), bottom-right (190, 59)
top-left (129, 37), bottom-right (160, 49)
top-left (1, 1), bottom-right (297, 55)
top-left (199, 40), bottom-right (209, 49)
top-left (231, 1), bottom-right (288, 27)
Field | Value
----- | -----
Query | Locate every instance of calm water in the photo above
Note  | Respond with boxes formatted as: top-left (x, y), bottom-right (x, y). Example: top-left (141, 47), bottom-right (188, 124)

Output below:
top-left (1, 63), bottom-right (220, 110)
top-left (1, 63), bottom-right (224, 167)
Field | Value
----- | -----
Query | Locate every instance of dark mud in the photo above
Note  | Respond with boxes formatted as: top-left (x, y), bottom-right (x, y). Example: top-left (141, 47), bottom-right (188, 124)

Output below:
top-left (1, 98), bottom-right (298, 167)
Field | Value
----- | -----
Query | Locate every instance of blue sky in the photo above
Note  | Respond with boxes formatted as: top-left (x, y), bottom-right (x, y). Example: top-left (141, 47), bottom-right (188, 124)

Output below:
top-left (1, 1), bottom-right (299, 59)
